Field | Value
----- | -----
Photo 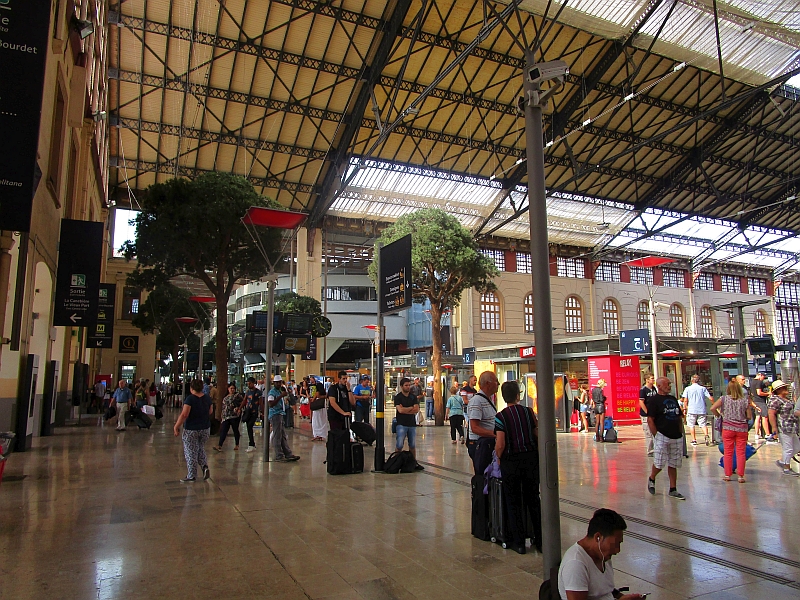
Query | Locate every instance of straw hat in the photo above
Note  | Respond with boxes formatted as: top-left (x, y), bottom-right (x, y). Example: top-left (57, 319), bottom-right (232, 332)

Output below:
top-left (771, 379), bottom-right (789, 392)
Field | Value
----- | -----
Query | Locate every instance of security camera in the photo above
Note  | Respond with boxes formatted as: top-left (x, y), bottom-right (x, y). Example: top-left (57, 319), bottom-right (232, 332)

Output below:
top-left (527, 60), bottom-right (569, 88)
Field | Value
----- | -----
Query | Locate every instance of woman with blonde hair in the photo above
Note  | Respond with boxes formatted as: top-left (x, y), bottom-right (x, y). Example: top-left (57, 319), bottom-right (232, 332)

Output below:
top-left (445, 384), bottom-right (466, 444)
top-left (591, 379), bottom-right (608, 442)
top-left (710, 380), bottom-right (752, 482)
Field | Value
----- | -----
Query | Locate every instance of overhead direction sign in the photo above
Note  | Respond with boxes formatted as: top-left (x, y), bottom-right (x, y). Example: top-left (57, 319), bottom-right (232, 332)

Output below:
top-left (619, 328), bottom-right (651, 355)
top-left (0, 0), bottom-right (51, 232)
top-left (53, 220), bottom-right (104, 326)
top-left (379, 234), bottom-right (412, 315)
top-left (87, 284), bottom-right (116, 348)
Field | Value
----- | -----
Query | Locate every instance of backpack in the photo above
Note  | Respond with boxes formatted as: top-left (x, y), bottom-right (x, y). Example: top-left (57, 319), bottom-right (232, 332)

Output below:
top-left (604, 427), bottom-right (618, 443)
top-left (385, 451), bottom-right (416, 474)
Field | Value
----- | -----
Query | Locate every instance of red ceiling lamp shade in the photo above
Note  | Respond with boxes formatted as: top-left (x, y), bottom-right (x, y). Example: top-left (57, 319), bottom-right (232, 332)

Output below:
top-left (243, 206), bottom-right (308, 229)
top-left (659, 350), bottom-right (680, 357)
top-left (189, 296), bottom-right (216, 303)
top-left (621, 256), bottom-right (676, 268)
top-left (174, 317), bottom-right (198, 324)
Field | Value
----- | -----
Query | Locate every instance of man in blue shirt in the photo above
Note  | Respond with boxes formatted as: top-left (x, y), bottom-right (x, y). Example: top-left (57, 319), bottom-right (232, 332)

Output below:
top-left (353, 375), bottom-right (374, 423)
top-left (267, 375), bottom-right (299, 462)
top-left (112, 379), bottom-right (133, 431)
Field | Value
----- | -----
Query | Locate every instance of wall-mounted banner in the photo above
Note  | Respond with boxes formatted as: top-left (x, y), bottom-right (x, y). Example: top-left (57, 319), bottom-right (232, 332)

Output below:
top-left (53, 220), bottom-right (104, 326)
top-left (87, 284), bottom-right (116, 348)
top-left (0, 0), bottom-right (52, 232)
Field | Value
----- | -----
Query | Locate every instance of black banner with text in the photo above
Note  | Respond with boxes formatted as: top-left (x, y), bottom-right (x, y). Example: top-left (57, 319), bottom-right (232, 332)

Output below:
top-left (0, 0), bottom-right (51, 232)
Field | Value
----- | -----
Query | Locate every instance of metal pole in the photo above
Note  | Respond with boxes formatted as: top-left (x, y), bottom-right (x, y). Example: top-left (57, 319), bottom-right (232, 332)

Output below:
top-left (524, 52), bottom-right (561, 577)
top-left (263, 278), bottom-right (276, 462)
top-left (735, 307), bottom-right (749, 379)
top-left (374, 241), bottom-right (386, 472)
top-left (649, 299), bottom-right (659, 378)
top-left (198, 323), bottom-right (204, 382)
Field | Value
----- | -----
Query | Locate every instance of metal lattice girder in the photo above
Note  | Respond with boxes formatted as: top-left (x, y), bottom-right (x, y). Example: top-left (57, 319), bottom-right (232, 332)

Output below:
top-left (616, 227), bottom-right (799, 260)
top-left (109, 68), bottom-right (790, 184)
top-left (307, 0), bottom-right (413, 228)
top-left (110, 157), bottom-right (316, 195)
top-left (112, 116), bottom-right (330, 160)
top-left (110, 8), bottom-right (800, 152)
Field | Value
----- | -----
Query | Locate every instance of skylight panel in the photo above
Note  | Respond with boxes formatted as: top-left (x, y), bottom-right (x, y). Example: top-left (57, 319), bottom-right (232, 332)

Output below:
top-left (568, 0), bottom-right (646, 27)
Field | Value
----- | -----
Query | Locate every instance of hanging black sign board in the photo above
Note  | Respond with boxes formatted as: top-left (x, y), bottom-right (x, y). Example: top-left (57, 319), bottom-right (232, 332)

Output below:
top-left (379, 234), bottom-right (412, 315)
top-left (53, 220), bottom-right (104, 326)
top-left (0, 0), bottom-right (52, 232)
top-left (87, 284), bottom-right (116, 348)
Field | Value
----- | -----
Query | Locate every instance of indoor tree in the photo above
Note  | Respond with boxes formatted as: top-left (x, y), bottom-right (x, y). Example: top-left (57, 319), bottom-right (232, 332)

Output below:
top-left (369, 208), bottom-right (498, 425)
top-left (123, 172), bottom-right (282, 395)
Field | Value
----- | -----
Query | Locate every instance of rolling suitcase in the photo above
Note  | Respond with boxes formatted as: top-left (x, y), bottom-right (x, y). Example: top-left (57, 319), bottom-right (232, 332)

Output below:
top-left (471, 474), bottom-right (490, 541)
top-left (326, 418), bottom-right (363, 475)
top-left (351, 421), bottom-right (376, 446)
top-left (488, 477), bottom-right (509, 548)
top-left (134, 414), bottom-right (152, 429)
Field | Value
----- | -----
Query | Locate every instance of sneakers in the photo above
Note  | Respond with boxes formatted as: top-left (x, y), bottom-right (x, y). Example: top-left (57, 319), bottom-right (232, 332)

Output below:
top-left (782, 469), bottom-right (799, 477)
top-left (776, 459), bottom-right (787, 469)
top-left (705, 435), bottom-right (711, 446)
top-left (276, 457), bottom-right (292, 462)
top-left (766, 434), bottom-right (779, 444)
top-left (180, 476), bottom-right (196, 483)
top-left (202, 465), bottom-right (210, 481)
top-left (668, 489), bottom-right (686, 500)
top-left (647, 478), bottom-right (656, 495)
top-left (288, 455), bottom-right (300, 461)
top-left (212, 446), bottom-right (222, 452)
top-left (414, 463), bottom-right (425, 471)
top-left (245, 446), bottom-right (256, 453)
top-left (691, 440), bottom-right (698, 446)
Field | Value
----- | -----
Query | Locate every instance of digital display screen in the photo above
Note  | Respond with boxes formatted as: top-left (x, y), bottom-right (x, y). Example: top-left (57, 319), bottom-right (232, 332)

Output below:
top-left (747, 336), bottom-right (775, 355)
top-left (281, 313), bottom-right (313, 334)
top-left (275, 334), bottom-right (311, 354)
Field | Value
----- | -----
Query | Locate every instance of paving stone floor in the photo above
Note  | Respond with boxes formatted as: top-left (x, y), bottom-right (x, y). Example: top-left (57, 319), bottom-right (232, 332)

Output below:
top-left (1, 408), bottom-right (798, 599)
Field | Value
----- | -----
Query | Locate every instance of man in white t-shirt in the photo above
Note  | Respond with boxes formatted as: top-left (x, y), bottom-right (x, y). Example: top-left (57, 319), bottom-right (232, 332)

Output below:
top-left (558, 508), bottom-right (645, 600)
top-left (681, 375), bottom-right (712, 446)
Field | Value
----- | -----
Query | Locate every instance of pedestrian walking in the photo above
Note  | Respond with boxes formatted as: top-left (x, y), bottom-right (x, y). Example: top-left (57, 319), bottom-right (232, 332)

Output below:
top-left (268, 375), bottom-right (299, 462)
top-left (174, 379), bottom-right (214, 483)
top-left (681, 374), bottom-right (712, 446)
top-left (710, 379), bottom-right (751, 482)
top-left (445, 384), bottom-right (466, 444)
top-left (310, 382), bottom-right (329, 441)
top-left (112, 379), bottom-right (132, 431)
top-left (242, 377), bottom-right (263, 453)
top-left (578, 384), bottom-right (591, 434)
top-left (768, 380), bottom-right (799, 476)
top-left (212, 383), bottom-right (242, 452)
top-left (646, 377), bottom-right (686, 500)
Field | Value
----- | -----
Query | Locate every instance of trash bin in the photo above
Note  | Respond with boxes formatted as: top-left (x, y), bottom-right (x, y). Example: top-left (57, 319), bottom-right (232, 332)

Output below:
top-left (0, 432), bottom-right (16, 486)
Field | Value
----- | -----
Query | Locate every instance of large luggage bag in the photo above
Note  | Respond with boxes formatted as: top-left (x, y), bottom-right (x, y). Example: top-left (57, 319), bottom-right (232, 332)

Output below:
top-left (326, 425), bottom-right (364, 475)
top-left (351, 421), bottom-right (376, 446)
top-left (471, 474), bottom-right (490, 541)
top-left (134, 414), bottom-right (152, 429)
top-left (488, 477), bottom-right (509, 548)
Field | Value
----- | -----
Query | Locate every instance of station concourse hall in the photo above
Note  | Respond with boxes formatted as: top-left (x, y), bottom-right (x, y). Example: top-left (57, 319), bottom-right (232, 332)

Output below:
top-left (3, 1), bottom-right (800, 600)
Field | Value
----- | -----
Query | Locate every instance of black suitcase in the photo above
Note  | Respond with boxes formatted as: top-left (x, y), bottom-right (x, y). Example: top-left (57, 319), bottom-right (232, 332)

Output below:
top-left (326, 427), bottom-right (363, 475)
top-left (488, 477), bottom-right (509, 548)
top-left (471, 474), bottom-right (490, 541)
top-left (351, 421), bottom-right (376, 445)
top-left (284, 409), bottom-right (294, 428)
top-left (134, 415), bottom-right (152, 429)
top-left (154, 407), bottom-right (163, 420)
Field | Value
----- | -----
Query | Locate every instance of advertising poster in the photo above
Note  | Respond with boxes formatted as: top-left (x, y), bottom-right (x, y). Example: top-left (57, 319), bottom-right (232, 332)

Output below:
top-left (522, 373), bottom-right (569, 432)
top-left (588, 355), bottom-right (641, 425)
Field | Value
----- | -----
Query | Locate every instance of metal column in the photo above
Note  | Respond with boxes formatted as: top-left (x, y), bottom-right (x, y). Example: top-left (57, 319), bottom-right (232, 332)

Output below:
top-left (524, 52), bottom-right (561, 577)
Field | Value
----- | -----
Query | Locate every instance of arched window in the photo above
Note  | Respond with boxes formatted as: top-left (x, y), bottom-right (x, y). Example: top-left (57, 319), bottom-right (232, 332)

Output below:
top-left (602, 298), bottom-right (620, 335)
top-left (755, 310), bottom-right (767, 337)
top-left (729, 312), bottom-right (736, 339)
top-left (669, 304), bottom-right (684, 337)
top-left (699, 306), bottom-right (714, 337)
top-left (481, 292), bottom-right (501, 330)
top-left (565, 296), bottom-right (583, 333)
top-left (637, 301), bottom-right (650, 331)
top-left (524, 294), bottom-right (534, 333)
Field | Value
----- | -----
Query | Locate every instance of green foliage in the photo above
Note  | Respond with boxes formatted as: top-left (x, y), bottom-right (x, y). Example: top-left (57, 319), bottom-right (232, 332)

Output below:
top-left (132, 284), bottom-right (209, 344)
top-left (368, 208), bottom-right (498, 309)
top-left (272, 292), bottom-right (322, 315)
top-left (123, 172), bottom-right (284, 391)
top-left (122, 172), bottom-right (281, 291)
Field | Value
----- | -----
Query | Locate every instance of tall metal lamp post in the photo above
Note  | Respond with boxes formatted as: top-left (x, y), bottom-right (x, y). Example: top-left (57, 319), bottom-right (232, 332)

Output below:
top-left (523, 55), bottom-right (568, 580)
top-left (241, 206), bottom-right (308, 463)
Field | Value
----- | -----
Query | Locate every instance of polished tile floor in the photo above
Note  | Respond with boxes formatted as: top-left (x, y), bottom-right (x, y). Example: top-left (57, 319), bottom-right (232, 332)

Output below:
top-left (1, 410), bottom-right (799, 599)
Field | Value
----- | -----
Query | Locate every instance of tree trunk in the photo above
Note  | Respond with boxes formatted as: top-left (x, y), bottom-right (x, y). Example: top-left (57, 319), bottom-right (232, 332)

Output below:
top-left (430, 303), bottom-right (445, 426)
top-left (214, 295), bottom-right (228, 418)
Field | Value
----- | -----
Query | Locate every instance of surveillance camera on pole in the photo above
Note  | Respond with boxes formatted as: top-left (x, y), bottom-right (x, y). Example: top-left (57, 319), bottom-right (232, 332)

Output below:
top-left (522, 52), bottom-right (569, 583)
top-left (525, 60), bottom-right (569, 107)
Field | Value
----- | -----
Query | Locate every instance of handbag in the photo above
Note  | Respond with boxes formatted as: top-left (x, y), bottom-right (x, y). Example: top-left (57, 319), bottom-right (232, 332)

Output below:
top-left (309, 397), bottom-right (325, 411)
